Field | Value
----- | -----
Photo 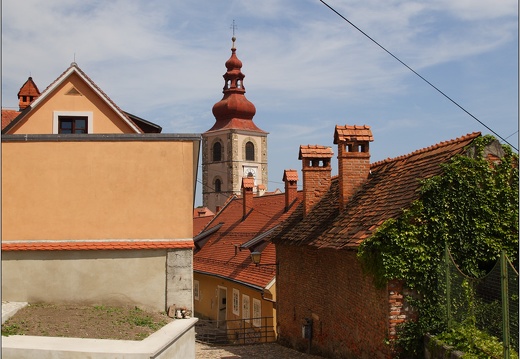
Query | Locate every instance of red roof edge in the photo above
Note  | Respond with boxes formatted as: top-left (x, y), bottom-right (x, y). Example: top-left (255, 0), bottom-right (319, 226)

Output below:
top-left (2, 240), bottom-right (194, 251)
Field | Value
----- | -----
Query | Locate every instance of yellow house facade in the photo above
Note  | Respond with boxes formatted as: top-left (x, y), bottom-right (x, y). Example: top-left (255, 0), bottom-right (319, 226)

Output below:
top-left (2, 63), bottom-right (201, 313)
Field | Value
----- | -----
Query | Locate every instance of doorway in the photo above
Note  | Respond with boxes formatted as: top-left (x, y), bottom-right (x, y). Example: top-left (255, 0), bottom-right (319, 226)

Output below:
top-left (217, 286), bottom-right (227, 328)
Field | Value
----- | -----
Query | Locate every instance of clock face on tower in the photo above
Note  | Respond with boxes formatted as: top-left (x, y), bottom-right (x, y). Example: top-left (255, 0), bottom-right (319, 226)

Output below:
top-left (244, 167), bottom-right (256, 178)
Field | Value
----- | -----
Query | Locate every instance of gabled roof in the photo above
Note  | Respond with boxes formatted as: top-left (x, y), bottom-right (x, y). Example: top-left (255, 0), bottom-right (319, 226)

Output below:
top-left (277, 132), bottom-right (481, 250)
top-left (194, 191), bottom-right (303, 290)
top-left (2, 63), bottom-right (156, 134)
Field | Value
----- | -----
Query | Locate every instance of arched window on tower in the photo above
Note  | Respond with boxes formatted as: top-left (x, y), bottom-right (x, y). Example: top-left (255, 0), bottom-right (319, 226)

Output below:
top-left (215, 179), bottom-right (222, 193)
top-left (213, 142), bottom-right (222, 162)
top-left (245, 141), bottom-right (255, 161)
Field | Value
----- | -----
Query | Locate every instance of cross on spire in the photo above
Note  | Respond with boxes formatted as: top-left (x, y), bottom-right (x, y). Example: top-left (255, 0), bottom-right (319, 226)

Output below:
top-left (230, 20), bottom-right (237, 37)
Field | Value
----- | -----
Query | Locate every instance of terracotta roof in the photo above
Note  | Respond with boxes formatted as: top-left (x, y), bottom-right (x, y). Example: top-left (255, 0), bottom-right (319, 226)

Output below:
top-left (194, 191), bottom-right (303, 289)
top-left (193, 207), bottom-right (216, 236)
top-left (1, 109), bottom-right (21, 130)
top-left (277, 132), bottom-right (481, 250)
top-left (2, 240), bottom-right (194, 251)
top-left (299, 145), bottom-right (333, 159)
top-left (17, 77), bottom-right (41, 97)
top-left (242, 177), bottom-right (255, 189)
top-left (334, 124), bottom-right (374, 143)
top-left (283, 169), bottom-right (298, 182)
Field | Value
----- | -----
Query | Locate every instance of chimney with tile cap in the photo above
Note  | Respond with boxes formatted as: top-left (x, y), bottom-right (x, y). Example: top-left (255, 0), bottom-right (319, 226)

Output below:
top-left (282, 169), bottom-right (298, 212)
top-left (334, 125), bottom-right (374, 210)
top-left (242, 177), bottom-right (255, 220)
top-left (299, 145), bottom-right (333, 217)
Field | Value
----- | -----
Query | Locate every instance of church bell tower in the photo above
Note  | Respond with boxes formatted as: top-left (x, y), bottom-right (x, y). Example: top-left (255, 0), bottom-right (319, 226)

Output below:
top-left (202, 37), bottom-right (268, 212)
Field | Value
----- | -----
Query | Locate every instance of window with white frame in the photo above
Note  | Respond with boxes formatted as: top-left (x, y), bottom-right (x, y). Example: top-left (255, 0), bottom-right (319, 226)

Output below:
top-left (253, 298), bottom-right (261, 327)
top-left (232, 289), bottom-right (240, 315)
top-left (53, 111), bottom-right (93, 134)
top-left (242, 294), bottom-right (250, 322)
top-left (194, 280), bottom-right (200, 301)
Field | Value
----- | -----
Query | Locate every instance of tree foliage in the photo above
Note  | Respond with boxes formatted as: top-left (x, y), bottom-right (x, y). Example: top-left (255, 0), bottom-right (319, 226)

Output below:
top-left (357, 135), bottom-right (518, 357)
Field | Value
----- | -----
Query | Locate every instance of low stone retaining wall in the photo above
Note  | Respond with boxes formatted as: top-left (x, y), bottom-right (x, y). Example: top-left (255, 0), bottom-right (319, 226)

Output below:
top-left (424, 334), bottom-right (464, 359)
top-left (2, 317), bottom-right (198, 359)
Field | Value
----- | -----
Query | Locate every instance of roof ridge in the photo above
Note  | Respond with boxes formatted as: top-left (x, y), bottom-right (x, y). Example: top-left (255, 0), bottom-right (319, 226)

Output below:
top-left (371, 132), bottom-right (481, 168)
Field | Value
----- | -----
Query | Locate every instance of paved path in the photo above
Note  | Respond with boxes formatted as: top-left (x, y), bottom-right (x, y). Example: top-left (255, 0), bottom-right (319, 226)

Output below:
top-left (196, 342), bottom-right (324, 359)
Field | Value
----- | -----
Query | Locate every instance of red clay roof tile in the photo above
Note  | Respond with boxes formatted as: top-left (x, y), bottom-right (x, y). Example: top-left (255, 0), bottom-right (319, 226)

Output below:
top-left (2, 240), bottom-right (193, 251)
top-left (1, 109), bottom-right (21, 130)
top-left (283, 169), bottom-right (298, 182)
top-left (194, 191), bottom-right (303, 289)
top-left (334, 124), bottom-right (374, 143)
top-left (298, 145), bottom-right (333, 159)
top-left (277, 132), bottom-right (481, 250)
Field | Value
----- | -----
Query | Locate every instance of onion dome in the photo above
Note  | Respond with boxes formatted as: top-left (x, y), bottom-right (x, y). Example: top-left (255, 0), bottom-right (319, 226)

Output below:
top-left (209, 37), bottom-right (265, 133)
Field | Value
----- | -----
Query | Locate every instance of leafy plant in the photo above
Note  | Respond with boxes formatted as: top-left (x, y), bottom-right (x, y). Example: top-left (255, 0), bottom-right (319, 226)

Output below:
top-left (435, 324), bottom-right (518, 359)
top-left (358, 135), bottom-right (519, 357)
top-left (1, 323), bottom-right (23, 336)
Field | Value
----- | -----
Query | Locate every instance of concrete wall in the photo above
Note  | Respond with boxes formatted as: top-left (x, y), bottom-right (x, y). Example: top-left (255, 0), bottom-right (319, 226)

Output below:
top-left (2, 318), bottom-right (198, 359)
top-left (2, 250), bottom-right (168, 312)
top-left (167, 249), bottom-right (194, 312)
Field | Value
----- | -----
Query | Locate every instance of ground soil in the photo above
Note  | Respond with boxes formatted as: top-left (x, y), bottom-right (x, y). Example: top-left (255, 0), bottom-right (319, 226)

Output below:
top-left (2, 303), bottom-right (173, 341)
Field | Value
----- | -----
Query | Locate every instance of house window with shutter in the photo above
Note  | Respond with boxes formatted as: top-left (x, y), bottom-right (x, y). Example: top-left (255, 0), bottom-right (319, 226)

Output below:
top-left (233, 289), bottom-right (240, 315)
top-left (253, 298), bottom-right (261, 327)
top-left (242, 294), bottom-right (250, 322)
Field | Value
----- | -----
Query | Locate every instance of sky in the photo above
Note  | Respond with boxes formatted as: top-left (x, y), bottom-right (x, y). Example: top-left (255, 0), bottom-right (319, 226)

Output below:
top-left (2, 0), bottom-right (518, 206)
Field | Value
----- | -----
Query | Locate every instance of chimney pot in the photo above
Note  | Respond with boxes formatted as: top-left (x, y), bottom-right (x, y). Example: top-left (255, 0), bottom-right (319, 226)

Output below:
top-left (334, 125), bottom-right (374, 211)
top-left (241, 177), bottom-right (255, 220)
top-left (299, 145), bottom-right (333, 217)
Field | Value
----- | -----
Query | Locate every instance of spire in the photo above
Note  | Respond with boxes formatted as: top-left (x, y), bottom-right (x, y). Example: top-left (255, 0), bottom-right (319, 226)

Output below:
top-left (17, 76), bottom-right (40, 111)
top-left (209, 38), bottom-right (265, 133)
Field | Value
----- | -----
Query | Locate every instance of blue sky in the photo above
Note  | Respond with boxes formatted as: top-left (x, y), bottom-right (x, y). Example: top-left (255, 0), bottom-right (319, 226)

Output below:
top-left (2, 0), bottom-right (518, 205)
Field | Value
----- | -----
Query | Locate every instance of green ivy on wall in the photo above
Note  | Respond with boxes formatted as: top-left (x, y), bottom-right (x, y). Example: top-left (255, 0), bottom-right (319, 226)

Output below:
top-left (358, 135), bottom-right (519, 357)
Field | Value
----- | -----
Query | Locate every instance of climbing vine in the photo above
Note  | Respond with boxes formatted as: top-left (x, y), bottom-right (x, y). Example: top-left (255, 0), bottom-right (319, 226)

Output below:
top-left (358, 135), bottom-right (518, 357)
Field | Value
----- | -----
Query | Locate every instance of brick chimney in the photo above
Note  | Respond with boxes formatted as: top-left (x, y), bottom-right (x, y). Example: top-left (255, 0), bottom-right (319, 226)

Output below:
top-left (334, 125), bottom-right (374, 211)
top-left (242, 177), bottom-right (255, 220)
top-left (299, 145), bottom-right (333, 217)
top-left (17, 77), bottom-right (40, 111)
top-left (282, 169), bottom-right (298, 212)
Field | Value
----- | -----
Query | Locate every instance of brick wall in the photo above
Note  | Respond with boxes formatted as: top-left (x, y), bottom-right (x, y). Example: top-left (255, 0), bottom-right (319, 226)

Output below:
top-left (337, 146), bottom-right (371, 210)
top-left (277, 244), bottom-right (402, 359)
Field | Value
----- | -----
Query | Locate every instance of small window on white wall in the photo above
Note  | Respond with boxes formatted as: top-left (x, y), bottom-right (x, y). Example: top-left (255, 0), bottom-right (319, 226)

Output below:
top-left (253, 298), bottom-right (261, 327)
top-left (242, 294), bottom-right (250, 322)
top-left (194, 280), bottom-right (200, 301)
top-left (232, 289), bottom-right (240, 316)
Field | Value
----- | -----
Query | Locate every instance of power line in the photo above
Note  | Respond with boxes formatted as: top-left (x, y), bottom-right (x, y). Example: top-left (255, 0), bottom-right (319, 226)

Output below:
top-left (318, 0), bottom-right (518, 152)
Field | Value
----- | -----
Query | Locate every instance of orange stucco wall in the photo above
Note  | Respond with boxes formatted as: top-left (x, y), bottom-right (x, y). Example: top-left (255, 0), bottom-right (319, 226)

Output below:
top-left (2, 139), bottom-right (195, 240)
top-left (7, 72), bottom-right (137, 134)
top-left (194, 272), bottom-right (276, 338)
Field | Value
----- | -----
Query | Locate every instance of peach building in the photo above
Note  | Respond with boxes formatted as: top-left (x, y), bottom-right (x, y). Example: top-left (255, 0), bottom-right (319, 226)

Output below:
top-left (2, 63), bottom-right (200, 315)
